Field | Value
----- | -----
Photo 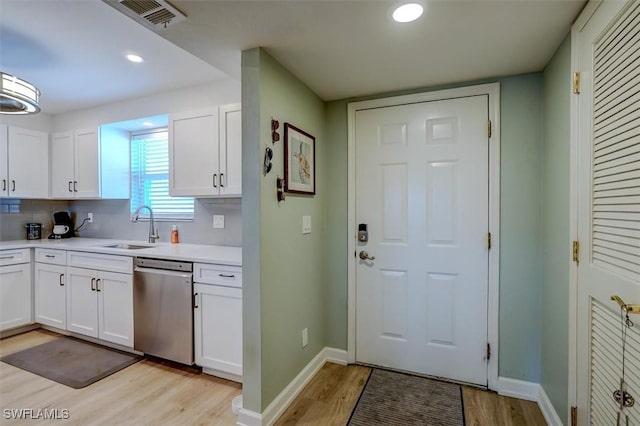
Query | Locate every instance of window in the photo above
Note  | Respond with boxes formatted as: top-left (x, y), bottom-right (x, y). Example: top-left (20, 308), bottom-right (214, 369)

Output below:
top-left (130, 129), bottom-right (194, 220)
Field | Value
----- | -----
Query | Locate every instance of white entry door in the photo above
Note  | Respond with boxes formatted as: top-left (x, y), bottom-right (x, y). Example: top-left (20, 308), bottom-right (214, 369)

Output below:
top-left (355, 95), bottom-right (489, 386)
top-left (575, 1), bottom-right (640, 424)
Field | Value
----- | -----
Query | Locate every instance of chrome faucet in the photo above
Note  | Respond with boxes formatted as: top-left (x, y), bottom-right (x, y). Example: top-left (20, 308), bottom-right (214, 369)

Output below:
top-left (131, 205), bottom-right (159, 243)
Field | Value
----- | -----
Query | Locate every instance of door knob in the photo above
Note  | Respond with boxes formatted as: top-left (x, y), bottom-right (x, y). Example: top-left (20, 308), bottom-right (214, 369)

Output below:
top-left (359, 250), bottom-right (375, 261)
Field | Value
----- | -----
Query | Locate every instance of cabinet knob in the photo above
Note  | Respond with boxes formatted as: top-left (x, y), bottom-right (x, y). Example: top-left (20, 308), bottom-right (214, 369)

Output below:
top-left (11, 180), bottom-right (15, 192)
top-left (220, 173), bottom-right (225, 188)
top-left (68, 181), bottom-right (73, 192)
top-left (213, 173), bottom-right (218, 188)
top-left (193, 292), bottom-right (199, 309)
top-left (1, 179), bottom-right (5, 191)
top-left (91, 278), bottom-right (96, 291)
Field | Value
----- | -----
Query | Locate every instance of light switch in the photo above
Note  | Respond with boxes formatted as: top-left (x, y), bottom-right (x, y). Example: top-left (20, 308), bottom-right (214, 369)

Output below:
top-left (213, 215), bottom-right (225, 229)
top-left (302, 216), bottom-right (311, 234)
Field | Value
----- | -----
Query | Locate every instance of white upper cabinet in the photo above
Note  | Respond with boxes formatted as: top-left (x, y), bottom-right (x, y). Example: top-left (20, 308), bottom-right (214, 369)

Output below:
top-left (169, 103), bottom-right (241, 197)
top-left (219, 103), bottom-right (242, 196)
top-left (0, 125), bottom-right (49, 198)
top-left (50, 127), bottom-right (129, 200)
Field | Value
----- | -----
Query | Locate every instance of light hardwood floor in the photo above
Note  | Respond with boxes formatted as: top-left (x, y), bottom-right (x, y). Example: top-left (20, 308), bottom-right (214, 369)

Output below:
top-left (276, 363), bottom-right (547, 426)
top-left (1, 331), bottom-right (546, 425)
top-left (0, 330), bottom-right (241, 425)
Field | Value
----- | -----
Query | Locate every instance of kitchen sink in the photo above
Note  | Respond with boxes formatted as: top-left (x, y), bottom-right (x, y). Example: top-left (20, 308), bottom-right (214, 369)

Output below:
top-left (101, 243), bottom-right (154, 250)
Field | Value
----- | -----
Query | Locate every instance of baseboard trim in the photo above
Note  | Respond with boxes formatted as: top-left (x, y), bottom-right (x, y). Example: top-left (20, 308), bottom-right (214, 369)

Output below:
top-left (237, 346), bottom-right (347, 426)
top-left (237, 408), bottom-right (262, 426)
top-left (496, 376), bottom-right (539, 401)
top-left (538, 386), bottom-right (563, 426)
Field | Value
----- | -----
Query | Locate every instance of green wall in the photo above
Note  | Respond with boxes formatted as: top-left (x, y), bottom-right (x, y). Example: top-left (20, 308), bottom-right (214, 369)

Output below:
top-left (243, 48), bottom-right (568, 413)
top-left (326, 74), bottom-right (545, 382)
top-left (242, 48), bottom-right (328, 412)
top-left (541, 34), bottom-right (571, 424)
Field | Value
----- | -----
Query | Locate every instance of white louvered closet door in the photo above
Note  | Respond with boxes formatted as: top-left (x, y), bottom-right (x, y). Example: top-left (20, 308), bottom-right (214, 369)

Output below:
top-left (576, 1), bottom-right (640, 424)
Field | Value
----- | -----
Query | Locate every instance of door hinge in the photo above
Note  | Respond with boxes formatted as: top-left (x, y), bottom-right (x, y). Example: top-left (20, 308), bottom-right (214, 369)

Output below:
top-left (572, 240), bottom-right (580, 264)
top-left (571, 406), bottom-right (577, 426)
top-left (488, 232), bottom-right (492, 250)
top-left (486, 343), bottom-right (491, 361)
top-left (488, 120), bottom-right (492, 138)
top-left (573, 72), bottom-right (581, 94)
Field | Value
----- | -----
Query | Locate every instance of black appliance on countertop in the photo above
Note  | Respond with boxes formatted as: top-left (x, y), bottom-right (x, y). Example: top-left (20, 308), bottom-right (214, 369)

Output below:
top-left (48, 211), bottom-right (75, 239)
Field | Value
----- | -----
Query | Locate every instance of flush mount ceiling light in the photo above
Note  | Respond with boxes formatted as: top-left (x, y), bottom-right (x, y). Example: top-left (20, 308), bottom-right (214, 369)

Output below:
top-left (126, 54), bottom-right (144, 63)
top-left (392, 3), bottom-right (424, 23)
top-left (0, 72), bottom-right (41, 114)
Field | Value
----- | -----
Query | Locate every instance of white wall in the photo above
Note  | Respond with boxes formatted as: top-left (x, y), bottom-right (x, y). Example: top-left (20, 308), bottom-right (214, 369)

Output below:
top-left (0, 112), bottom-right (53, 133)
top-left (52, 78), bottom-right (240, 131)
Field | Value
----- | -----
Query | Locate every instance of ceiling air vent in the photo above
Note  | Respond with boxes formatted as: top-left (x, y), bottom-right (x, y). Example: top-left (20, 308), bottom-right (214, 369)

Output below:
top-left (103, 0), bottom-right (186, 31)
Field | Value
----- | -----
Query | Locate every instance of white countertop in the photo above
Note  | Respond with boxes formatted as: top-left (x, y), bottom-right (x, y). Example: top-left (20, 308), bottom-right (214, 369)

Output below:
top-left (0, 238), bottom-right (242, 266)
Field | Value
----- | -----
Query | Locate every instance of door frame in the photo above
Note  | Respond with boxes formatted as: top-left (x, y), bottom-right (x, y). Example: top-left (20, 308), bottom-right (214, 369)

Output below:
top-left (346, 83), bottom-right (501, 390)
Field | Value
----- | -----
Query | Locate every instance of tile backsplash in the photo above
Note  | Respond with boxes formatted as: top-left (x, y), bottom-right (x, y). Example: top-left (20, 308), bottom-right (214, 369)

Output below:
top-left (0, 199), bottom-right (71, 240)
top-left (69, 198), bottom-right (242, 246)
top-left (0, 198), bottom-right (242, 246)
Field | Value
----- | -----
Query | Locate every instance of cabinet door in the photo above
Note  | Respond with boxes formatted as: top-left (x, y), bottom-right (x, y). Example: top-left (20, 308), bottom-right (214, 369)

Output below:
top-left (219, 104), bottom-right (242, 196)
top-left (66, 267), bottom-right (98, 338)
top-left (98, 271), bottom-right (133, 347)
top-left (0, 124), bottom-right (8, 197)
top-left (169, 109), bottom-right (220, 196)
top-left (194, 283), bottom-right (242, 379)
top-left (50, 131), bottom-right (76, 198)
top-left (34, 263), bottom-right (67, 329)
top-left (0, 263), bottom-right (32, 331)
top-left (74, 128), bottom-right (100, 198)
top-left (8, 127), bottom-right (49, 198)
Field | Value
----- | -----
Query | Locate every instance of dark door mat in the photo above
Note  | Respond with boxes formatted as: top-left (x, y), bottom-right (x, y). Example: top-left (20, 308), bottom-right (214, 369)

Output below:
top-left (1, 336), bottom-right (142, 389)
top-left (348, 368), bottom-right (465, 425)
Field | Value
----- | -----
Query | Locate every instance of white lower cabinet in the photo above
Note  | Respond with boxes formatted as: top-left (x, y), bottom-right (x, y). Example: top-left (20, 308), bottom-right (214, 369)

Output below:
top-left (0, 248), bottom-right (33, 331)
top-left (194, 280), bottom-right (242, 382)
top-left (34, 263), bottom-right (67, 329)
top-left (66, 266), bottom-right (133, 347)
top-left (0, 260), bottom-right (32, 331)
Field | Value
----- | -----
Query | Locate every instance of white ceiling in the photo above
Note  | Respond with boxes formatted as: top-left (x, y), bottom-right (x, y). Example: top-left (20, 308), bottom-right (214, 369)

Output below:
top-left (0, 0), bottom-right (227, 115)
top-left (0, 0), bottom-right (586, 115)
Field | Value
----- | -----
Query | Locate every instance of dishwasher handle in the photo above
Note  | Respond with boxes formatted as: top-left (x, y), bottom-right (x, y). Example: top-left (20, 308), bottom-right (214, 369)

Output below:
top-left (134, 266), bottom-right (193, 280)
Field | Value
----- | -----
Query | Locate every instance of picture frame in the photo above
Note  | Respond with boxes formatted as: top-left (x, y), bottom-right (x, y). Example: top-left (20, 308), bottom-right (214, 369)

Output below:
top-left (284, 123), bottom-right (315, 195)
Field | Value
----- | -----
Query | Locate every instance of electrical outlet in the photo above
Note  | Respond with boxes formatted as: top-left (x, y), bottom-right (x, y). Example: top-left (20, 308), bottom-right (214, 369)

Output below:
top-left (302, 215), bottom-right (311, 234)
top-left (213, 215), bottom-right (225, 229)
top-left (302, 328), bottom-right (308, 348)
top-left (87, 213), bottom-right (93, 223)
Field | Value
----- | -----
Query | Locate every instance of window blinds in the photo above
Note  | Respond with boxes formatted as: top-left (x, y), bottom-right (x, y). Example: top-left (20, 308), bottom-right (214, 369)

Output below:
top-left (130, 130), bottom-right (194, 220)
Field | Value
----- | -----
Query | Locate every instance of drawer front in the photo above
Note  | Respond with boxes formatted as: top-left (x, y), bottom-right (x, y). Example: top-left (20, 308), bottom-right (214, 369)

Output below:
top-left (35, 248), bottom-right (67, 265)
top-left (67, 251), bottom-right (132, 274)
top-left (0, 248), bottom-right (31, 266)
top-left (194, 263), bottom-right (242, 287)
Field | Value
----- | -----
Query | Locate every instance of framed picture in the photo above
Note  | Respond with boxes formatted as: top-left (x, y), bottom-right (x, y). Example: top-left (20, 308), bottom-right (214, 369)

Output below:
top-left (284, 123), bottom-right (315, 195)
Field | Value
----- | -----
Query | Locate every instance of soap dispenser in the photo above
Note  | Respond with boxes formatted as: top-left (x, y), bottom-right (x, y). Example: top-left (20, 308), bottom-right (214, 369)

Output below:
top-left (170, 225), bottom-right (179, 244)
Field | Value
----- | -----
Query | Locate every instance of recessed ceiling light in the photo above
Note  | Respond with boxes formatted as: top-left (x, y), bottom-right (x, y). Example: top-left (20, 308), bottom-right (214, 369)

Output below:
top-left (126, 54), bottom-right (144, 63)
top-left (392, 3), bottom-right (424, 23)
top-left (142, 121), bottom-right (154, 126)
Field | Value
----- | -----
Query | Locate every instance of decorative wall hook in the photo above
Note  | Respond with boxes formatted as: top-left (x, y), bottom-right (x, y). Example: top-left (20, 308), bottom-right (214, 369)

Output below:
top-left (263, 146), bottom-right (273, 175)
top-left (276, 177), bottom-right (286, 202)
top-left (271, 119), bottom-right (280, 143)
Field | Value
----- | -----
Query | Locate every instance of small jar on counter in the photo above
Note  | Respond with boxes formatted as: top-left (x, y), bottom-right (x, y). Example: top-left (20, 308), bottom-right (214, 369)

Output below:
top-left (170, 225), bottom-right (179, 243)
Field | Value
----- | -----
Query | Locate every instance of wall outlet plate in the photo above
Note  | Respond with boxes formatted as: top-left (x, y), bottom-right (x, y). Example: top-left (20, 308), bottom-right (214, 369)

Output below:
top-left (213, 215), bottom-right (225, 229)
top-left (87, 213), bottom-right (93, 223)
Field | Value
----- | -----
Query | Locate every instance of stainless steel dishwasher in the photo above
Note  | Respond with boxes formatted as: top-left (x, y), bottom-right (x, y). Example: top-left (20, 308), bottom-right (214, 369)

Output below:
top-left (133, 257), bottom-right (194, 365)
